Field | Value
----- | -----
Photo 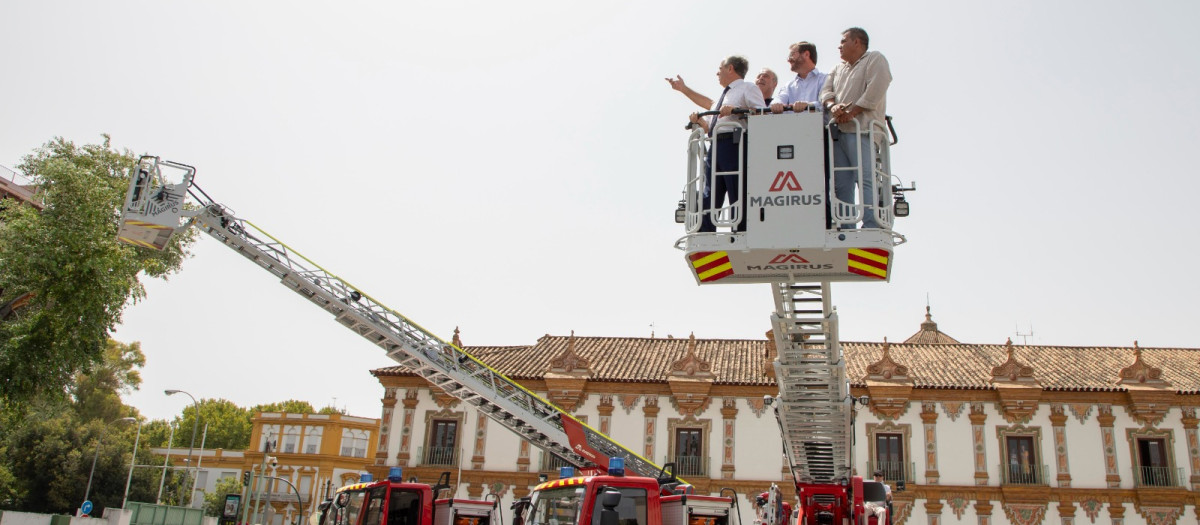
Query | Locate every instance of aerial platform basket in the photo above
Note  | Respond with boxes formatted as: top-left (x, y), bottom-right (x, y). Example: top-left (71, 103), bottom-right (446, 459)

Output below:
top-left (677, 111), bottom-right (907, 285)
top-left (117, 157), bottom-right (195, 251)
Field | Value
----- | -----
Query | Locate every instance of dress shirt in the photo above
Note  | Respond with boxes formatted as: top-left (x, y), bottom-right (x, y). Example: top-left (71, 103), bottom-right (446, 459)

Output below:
top-left (819, 50), bottom-right (892, 138)
top-left (709, 78), bottom-right (765, 132)
top-left (774, 68), bottom-right (827, 108)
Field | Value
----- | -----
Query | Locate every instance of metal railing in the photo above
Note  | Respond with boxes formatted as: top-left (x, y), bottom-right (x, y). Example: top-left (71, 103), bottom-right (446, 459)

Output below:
top-left (998, 463), bottom-right (1047, 485)
top-left (869, 460), bottom-right (914, 483)
top-left (1134, 466), bottom-right (1183, 487)
top-left (540, 451), bottom-right (572, 472)
top-left (665, 455), bottom-right (709, 477)
top-left (421, 446), bottom-right (458, 467)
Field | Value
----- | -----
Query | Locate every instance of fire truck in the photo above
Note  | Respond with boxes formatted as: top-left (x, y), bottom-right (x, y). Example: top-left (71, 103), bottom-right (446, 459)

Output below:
top-left (678, 108), bottom-right (912, 525)
top-left (315, 469), bottom-right (497, 525)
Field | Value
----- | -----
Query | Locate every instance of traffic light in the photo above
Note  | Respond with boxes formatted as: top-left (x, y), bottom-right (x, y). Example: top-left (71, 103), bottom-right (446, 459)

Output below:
top-left (243, 471), bottom-right (250, 486)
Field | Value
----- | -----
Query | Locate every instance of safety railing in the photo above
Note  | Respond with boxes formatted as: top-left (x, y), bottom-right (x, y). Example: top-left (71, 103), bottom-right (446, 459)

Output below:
top-left (826, 119), bottom-right (893, 231)
top-left (420, 446), bottom-right (458, 467)
top-left (998, 463), bottom-right (1047, 485)
top-left (1134, 466), bottom-right (1183, 487)
top-left (665, 455), bottom-right (709, 477)
top-left (869, 461), bottom-right (914, 483)
top-left (682, 117), bottom-right (747, 234)
top-left (540, 451), bottom-right (573, 472)
top-left (0, 164), bottom-right (42, 206)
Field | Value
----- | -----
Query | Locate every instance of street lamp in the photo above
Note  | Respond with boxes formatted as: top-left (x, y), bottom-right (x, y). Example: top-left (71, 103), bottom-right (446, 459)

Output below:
top-left (165, 389), bottom-right (200, 507)
top-left (83, 417), bottom-right (136, 514)
top-left (122, 419), bottom-right (144, 509)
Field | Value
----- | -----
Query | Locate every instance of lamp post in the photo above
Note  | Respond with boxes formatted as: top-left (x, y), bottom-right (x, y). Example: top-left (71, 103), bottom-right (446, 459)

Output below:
top-left (83, 417), bottom-right (136, 514)
top-left (122, 419), bottom-right (144, 509)
top-left (165, 389), bottom-right (200, 507)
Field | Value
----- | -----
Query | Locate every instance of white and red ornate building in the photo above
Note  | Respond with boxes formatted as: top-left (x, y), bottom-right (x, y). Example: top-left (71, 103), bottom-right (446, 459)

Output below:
top-left (369, 310), bottom-right (1200, 525)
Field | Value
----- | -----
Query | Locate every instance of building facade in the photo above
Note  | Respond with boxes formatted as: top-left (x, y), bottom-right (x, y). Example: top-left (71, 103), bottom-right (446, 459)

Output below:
top-left (369, 314), bottom-right (1200, 525)
top-left (153, 411), bottom-right (379, 525)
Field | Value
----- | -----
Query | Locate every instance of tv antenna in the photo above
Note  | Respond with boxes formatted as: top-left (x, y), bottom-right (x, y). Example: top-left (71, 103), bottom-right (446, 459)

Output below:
top-left (1014, 324), bottom-right (1034, 345)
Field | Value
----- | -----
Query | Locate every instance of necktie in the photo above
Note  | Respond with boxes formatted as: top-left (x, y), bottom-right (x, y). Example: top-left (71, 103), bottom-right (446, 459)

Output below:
top-left (708, 86), bottom-right (730, 137)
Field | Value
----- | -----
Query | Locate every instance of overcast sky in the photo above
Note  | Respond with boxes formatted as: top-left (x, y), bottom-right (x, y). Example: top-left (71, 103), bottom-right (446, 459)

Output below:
top-left (3, 1), bottom-right (1198, 423)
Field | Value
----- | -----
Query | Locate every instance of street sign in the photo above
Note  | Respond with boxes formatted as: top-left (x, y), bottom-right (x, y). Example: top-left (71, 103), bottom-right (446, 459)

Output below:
top-left (80, 500), bottom-right (93, 516)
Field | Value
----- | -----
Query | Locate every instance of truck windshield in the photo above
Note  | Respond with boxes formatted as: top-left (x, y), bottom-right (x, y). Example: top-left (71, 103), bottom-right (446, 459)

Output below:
top-left (589, 487), bottom-right (646, 525)
top-left (527, 487), bottom-right (585, 525)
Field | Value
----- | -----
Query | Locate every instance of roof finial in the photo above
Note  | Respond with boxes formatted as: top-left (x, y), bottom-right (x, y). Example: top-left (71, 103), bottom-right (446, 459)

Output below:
top-left (452, 326), bottom-right (462, 347)
top-left (1005, 338), bottom-right (1014, 360)
top-left (1133, 340), bottom-right (1141, 360)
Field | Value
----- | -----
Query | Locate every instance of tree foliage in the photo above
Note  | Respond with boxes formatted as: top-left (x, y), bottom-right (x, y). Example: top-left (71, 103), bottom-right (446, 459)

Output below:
top-left (172, 398), bottom-right (253, 450)
top-left (0, 399), bottom-right (167, 514)
top-left (0, 136), bottom-right (195, 407)
top-left (72, 339), bottom-right (145, 423)
top-left (252, 400), bottom-right (316, 415)
top-left (202, 475), bottom-right (243, 517)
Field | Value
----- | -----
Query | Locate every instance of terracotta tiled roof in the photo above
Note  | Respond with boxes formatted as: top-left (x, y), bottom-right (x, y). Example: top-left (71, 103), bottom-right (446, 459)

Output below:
top-left (372, 336), bottom-right (1200, 394)
top-left (902, 306), bottom-right (959, 344)
top-left (373, 335), bottom-right (773, 386)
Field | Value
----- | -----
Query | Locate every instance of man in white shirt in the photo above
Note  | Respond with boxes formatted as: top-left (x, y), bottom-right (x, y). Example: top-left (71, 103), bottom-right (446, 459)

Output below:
top-left (685, 56), bottom-right (765, 232)
top-left (771, 42), bottom-right (827, 114)
top-left (864, 471), bottom-right (892, 523)
top-left (755, 68), bottom-right (779, 106)
top-left (819, 27), bottom-right (892, 230)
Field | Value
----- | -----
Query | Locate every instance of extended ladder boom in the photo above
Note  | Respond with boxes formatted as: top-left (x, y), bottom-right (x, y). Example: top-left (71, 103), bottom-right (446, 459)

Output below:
top-left (117, 157), bottom-right (663, 478)
top-left (769, 282), bottom-right (852, 485)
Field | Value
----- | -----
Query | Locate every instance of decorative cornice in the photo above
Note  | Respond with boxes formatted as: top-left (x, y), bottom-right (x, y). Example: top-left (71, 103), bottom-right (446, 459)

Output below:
top-left (548, 330), bottom-right (592, 375)
top-left (991, 339), bottom-right (1039, 384)
top-left (863, 338), bottom-right (911, 382)
top-left (671, 333), bottom-right (715, 378)
top-left (1001, 502), bottom-right (1047, 525)
top-left (1117, 342), bottom-right (1169, 386)
top-left (432, 391), bottom-right (460, 409)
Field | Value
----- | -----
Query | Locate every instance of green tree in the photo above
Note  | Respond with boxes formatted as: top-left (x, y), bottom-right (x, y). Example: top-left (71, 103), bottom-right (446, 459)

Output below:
top-left (172, 398), bottom-right (252, 450)
top-left (72, 339), bottom-right (145, 423)
top-left (1, 399), bottom-right (163, 514)
top-left (0, 136), bottom-right (196, 408)
top-left (202, 476), bottom-right (243, 517)
top-left (252, 400), bottom-right (316, 415)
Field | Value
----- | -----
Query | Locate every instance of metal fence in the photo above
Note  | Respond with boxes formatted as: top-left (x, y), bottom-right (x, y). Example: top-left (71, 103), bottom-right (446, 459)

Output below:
top-left (1134, 466), bottom-right (1183, 487)
top-left (998, 463), bottom-right (1047, 485)
top-left (420, 446), bottom-right (458, 467)
top-left (869, 461), bottom-right (914, 483)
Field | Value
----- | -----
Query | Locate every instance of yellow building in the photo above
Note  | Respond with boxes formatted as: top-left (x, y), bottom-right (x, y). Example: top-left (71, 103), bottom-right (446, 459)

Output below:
top-left (153, 411), bottom-right (379, 525)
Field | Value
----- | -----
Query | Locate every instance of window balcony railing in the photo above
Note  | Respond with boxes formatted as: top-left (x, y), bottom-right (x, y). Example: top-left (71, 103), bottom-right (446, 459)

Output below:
top-left (1134, 466), bottom-right (1183, 488)
top-left (999, 463), bottom-right (1047, 485)
top-left (420, 446), bottom-right (458, 467)
top-left (664, 455), bottom-right (709, 478)
top-left (539, 452), bottom-right (573, 473)
top-left (869, 461), bottom-right (914, 483)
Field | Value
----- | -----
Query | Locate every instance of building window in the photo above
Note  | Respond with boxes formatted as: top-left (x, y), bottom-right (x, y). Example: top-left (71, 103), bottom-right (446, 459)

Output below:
top-left (424, 420), bottom-right (458, 466)
top-left (1127, 428), bottom-right (1179, 487)
top-left (261, 424), bottom-right (281, 452)
top-left (666, 417), bottom-right (710, 478)
top-left (282, 425), bottom-right (301, 454)
top-left (875, 433), bottom-right (906, 481)
top-left (341, 428), bottom-right (370, 458)
top-left (997, 426), bottom-right (1045, 485)
top-left (865, 422), bottom-right (912, 483)
top-left (303, 426), bottom-right (323, 454)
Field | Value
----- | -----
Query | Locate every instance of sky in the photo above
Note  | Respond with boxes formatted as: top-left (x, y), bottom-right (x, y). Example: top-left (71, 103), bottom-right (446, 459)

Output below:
top-left (3, 1), bottom-right (1198, 423)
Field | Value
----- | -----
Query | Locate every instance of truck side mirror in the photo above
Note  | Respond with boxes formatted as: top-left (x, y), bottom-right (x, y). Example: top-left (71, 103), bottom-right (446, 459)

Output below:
top-left (600, 491), bottom-right (622, 525)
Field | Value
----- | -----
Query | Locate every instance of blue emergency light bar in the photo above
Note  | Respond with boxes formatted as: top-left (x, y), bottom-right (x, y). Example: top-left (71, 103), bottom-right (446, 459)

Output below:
top-left (608, 457), bottom-right (625, 477)
top-left (388, 467), bottom-right (403, 482)
top-left (559, 466), bottom-right (574, 479)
